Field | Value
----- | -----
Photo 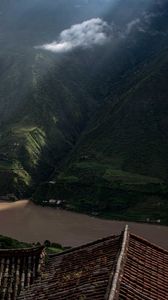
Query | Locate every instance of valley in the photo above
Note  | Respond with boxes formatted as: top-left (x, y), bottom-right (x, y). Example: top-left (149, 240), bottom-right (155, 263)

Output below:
top-left (0, 0), bottom-right (168, 224)
top-left (0, 2), bottom-right (168, 299)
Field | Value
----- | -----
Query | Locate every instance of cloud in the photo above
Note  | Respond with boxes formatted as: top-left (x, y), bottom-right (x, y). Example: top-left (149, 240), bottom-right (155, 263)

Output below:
top-left (36, 18), bottom-right (110, 53)
top-left (126, 18), bottom-right (141, 34)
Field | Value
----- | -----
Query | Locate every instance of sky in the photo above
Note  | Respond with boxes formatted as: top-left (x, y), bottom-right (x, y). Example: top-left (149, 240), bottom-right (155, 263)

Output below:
top-left (36, 16), bottom-right (149, 54)
top-left (34, 0), bottom-right (157, 54)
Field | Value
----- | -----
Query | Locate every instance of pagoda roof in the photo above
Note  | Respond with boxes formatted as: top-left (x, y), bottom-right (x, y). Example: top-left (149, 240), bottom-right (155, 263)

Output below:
top-left (1, 226), bottom-right (168, 299)
top-left (17, 226), bottom-right (168, 300)
top-left (0, 246), bottom-right (45, 300)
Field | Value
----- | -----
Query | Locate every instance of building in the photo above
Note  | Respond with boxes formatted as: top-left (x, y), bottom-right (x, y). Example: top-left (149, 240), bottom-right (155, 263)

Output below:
top-left (0, 246), bottom-right (45, 300)
top-left (1, 226), bottom-right (168, 299)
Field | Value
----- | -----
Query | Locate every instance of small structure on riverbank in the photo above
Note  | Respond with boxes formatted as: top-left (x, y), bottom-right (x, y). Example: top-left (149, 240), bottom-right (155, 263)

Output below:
top-left (0, 194), bottom-right (18, 201)
top-left (17, 226), bottom-right (168, 300)
top-left (42, 199), bottom-right (65, 208)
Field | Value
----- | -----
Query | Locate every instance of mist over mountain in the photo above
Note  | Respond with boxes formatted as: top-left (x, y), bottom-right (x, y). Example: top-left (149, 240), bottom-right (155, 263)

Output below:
top-left (1, 0), bottom-right (168, 223)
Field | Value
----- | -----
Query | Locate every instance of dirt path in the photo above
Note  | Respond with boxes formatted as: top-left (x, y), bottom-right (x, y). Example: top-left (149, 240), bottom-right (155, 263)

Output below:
top-left (0, 200), bottom-right (168, 248)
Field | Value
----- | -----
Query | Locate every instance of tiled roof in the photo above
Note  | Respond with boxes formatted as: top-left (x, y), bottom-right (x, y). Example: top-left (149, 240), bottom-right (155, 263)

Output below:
top-left (18, 234), bottom-right (122, 300)
top-left (0, 246), bottom-right (45, 300)
top-left (8, 227), bottom-right (168, 300)
top-left (118, 234), bottom-right (168, 300)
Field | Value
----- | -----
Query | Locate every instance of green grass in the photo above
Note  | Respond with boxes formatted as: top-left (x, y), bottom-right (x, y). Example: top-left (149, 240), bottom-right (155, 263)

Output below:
top-left (0, 235), bottom-right (30, 249)
top-left (0, 235), bottom-right (65, 254)
top-left (46, 247), bottom-right (63, 254)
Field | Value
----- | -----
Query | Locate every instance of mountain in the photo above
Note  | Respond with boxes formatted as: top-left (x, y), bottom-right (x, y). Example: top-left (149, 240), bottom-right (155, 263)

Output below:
top-left (47, 50), bottom-right (168, 223)
top-left (1, 0), bottom-right (168, 223)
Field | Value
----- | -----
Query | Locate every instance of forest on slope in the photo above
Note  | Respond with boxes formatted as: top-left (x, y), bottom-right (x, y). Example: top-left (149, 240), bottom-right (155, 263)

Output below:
top-left (1, 0), bottom-right (168, 223)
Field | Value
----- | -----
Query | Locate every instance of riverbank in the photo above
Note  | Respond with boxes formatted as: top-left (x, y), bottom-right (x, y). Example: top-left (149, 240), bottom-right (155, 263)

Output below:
top-left (0, 200), bottom-right (168, 248)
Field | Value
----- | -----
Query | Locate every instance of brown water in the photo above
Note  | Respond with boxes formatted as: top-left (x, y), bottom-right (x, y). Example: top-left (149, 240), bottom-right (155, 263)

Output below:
top-left (0, 200), bottom-right (168, 248)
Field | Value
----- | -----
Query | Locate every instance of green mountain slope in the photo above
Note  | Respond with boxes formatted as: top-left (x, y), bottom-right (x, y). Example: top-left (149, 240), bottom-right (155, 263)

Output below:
top-left (70, 50), bottom-right (168, 179)
top-left (38, 49), bottom-right (168, 224)
top-left (0, 51), bottom-right (98, 196)
top-left (34, 2), bottom-right (168, 223)
top-left (1, 0), bottom-right (168, 223)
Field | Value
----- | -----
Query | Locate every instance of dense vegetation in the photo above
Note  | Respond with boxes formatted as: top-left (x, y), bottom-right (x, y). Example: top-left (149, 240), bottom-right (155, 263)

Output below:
top-left (1, 0), bottom-right (168, 223)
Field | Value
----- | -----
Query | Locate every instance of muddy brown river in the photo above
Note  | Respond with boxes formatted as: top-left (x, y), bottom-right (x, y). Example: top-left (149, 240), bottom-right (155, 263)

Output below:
top-left (0, 200), bottom-right (168, 248)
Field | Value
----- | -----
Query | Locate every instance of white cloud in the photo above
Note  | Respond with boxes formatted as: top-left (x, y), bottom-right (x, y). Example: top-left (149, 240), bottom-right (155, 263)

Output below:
top-left (36, 18), bottom-right (110, 53)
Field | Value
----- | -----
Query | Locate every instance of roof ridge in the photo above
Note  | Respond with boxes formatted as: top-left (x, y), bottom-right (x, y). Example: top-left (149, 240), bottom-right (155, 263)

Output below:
top-left (0, 246), bottom-right (44, 253)
top-left (130, 233), bottom-right (168, 254)
top-left (107, 225), bottom-right (129, 300)
top-left (48, 234), bottom-right (120, 259)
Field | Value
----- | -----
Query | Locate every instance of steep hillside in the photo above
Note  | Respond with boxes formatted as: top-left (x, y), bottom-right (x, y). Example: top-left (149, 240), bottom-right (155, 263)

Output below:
top-left (0, 51), bottom-right (98, 196)
top-left (34, 1), bottom-right (168, 223)
top-left (0, 0), bottom-right (158, 196)
top-left (1, 0), bottom-right (168, 223)
top-left (37, 49), bottom-right (168, 224)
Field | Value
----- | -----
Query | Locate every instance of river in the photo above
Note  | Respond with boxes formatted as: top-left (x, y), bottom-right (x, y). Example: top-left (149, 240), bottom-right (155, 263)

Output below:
top-left (0, 200), bottom-right (168, 248)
